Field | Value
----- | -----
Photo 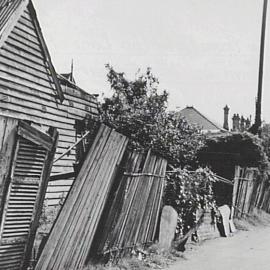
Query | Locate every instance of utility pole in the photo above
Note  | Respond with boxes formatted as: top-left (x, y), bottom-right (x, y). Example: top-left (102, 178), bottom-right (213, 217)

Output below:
top-left (250, 0), bottom-right (268, 135)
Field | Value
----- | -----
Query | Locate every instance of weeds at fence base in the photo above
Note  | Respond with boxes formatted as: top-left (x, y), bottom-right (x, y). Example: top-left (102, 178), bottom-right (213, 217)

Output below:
top-left (84, 244), bottom-right (186, 270)
top-left (234, 209), bottom-right (270, 231)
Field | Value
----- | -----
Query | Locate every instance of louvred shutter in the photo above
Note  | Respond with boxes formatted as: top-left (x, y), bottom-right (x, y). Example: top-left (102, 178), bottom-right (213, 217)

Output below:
top-left (0, 121), bottom-right (58, 270)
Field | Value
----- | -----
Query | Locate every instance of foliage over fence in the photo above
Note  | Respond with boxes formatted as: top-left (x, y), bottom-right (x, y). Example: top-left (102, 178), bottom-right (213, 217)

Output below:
top-left (164, 168), bottom-right (217, 236)
top-left (101, 65), bottom-right (205, 168)
top-left (262, 123), bottom-right (270, 163)
top-left (100, 66), bottom-right (218, 244)
top-left (199, 132), bottom-right (269, 169)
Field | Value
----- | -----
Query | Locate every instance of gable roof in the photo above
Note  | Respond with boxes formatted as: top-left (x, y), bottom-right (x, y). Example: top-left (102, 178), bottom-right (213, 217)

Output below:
top-left (177, 106), bottom-right (225, 133)
top-left (0, 0), bottom-right (64, 102)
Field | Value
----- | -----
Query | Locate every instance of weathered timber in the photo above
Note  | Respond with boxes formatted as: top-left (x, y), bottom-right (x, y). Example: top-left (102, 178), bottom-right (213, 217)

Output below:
top-left (232, 166), bottom-right (270, 218)
top-left (0, 1), bottom-right (99, 204)
top-left (93, 150), bottom-right (144, 255)
top-left (0, 120), bottom-right (58, 270)
top-left (0, 117), bottom-right (18, 205)
top-left (97, 150), bottom-right (167, 257)
top-left (35, 124), bottom-right (128, 270)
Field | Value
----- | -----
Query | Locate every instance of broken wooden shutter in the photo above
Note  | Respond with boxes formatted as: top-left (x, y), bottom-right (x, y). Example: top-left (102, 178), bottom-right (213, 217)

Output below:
top-left (0, 121), bottom-right (58, 270)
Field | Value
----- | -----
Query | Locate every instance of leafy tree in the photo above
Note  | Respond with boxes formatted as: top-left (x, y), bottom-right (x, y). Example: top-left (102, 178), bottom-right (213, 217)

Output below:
top-left (101, 65), bottom-right (205, 168)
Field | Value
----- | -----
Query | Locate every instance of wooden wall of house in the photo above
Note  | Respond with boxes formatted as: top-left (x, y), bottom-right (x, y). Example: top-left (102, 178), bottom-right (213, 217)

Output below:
top-left (0, 116), bottom-right (18, 205)
top-left (0, 6), bottom-right (99, 205)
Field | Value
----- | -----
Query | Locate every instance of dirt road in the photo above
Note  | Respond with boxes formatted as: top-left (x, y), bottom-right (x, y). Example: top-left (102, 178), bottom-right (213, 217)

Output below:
top-left (168, 226), bottom-right (270, 270)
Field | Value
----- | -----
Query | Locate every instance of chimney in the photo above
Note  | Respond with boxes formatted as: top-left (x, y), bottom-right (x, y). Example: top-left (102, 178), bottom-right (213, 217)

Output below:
top-left (223, 105), bottom-right (229, 130)
top-left (232, 114), bottom-right (240, 131)
top-left (240, 116), bottom-right (245, 132)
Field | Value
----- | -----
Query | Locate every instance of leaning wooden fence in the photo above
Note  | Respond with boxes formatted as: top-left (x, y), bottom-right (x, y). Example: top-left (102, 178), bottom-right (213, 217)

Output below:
top-left (232, 166), bottom-right (270, 218)
top-left (95, 149), bottom-right (167, 257)
top-left (36, 124), bottom-right (128, 270)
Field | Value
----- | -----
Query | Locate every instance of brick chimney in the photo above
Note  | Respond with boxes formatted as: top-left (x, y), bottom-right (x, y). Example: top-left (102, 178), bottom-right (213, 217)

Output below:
top-left (232, 114), bottom-right (240, 131)
top-left (240, 116), bottom-right (245, 132)
top-left (223, 105), bottom-right (229, 130)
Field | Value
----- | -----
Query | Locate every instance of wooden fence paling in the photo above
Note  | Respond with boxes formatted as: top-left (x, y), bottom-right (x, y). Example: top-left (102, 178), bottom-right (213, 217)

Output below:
top-left (231, 166), bottom-right (240, 218)
top-left (149, 159), bottom-right (167, 242)
top-left (127, 154), bottom-right (158, 246)
top-left (138, 157), bottom-right (163, 244)
top-left (127, 154), bottom-right (157, 246)
top-left (232, 166), bottom-right (270, 217)
top-left (73, 135), bottom-right (128, 269)
top-left (53, 129), bottom-right (117, 269)
top-left (256, 179), bottom-right (265, 209)
top-left (106, 151), bottom-right (151, 250)
top-left (36, 125), bottom-right (109, 269)
top-left (142, 174), bottom-right (161, 243)
top-left (98, 150), bottom-right (167, 255)
top-left (67, 133), bottom-right (128, 269)
top-left (58, 129), bottom-right (120, 266)
top-left (248, 179), bottom-right (259, 213)
top-left (58, 128), bottom-right (125, 268)
top-left (36, 125), bottom-right (128, 270)
top-left (113, 151), bottom-right (152, 249)
top-left (242, 171), bottom-right (253, 215)
top-left (239, 170), bottom-right (246, 217)
top-left (144, 159), bottom-right (164, 243)
top-left (81, 137), bottom-right (128, 267)
top-left (96, 150), bottom-right (143, 254)
top-left (262, 188), bottom-right (270, 210)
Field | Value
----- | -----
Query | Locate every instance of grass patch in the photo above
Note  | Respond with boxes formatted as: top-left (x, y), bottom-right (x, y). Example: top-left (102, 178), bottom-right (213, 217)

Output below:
top-left (234, 209), bottom-right (270, 231)
top-left (84, 244), bottom-right (185, 270)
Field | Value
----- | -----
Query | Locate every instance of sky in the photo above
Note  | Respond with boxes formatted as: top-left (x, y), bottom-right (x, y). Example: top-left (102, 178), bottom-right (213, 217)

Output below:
top-left (34, 0), bottom-right (270, 127)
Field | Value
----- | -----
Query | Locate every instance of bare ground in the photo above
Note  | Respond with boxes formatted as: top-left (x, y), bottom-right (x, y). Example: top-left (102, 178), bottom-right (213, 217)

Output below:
top-left (168, 225), bottom-right (270, 270)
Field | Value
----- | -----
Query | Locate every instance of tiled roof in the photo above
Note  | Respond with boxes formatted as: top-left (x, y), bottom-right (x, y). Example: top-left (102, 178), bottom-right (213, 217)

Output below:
top-left (177, 106), bottom-right (225, 132)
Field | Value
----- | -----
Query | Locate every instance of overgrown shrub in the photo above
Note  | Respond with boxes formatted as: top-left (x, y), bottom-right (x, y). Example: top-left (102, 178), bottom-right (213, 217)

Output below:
top-left (262, 123), bottom-right (270, 162)
top-left (101, 65), bottom-right (205, 168)
top-left (199, 132), bottom-right (269, 169)
top-left (164, 168), bottom-right (217, 237)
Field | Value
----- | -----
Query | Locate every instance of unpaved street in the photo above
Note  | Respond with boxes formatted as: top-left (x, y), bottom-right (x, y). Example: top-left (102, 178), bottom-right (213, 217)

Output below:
top-left (168, 226), bottom-right (270, 270)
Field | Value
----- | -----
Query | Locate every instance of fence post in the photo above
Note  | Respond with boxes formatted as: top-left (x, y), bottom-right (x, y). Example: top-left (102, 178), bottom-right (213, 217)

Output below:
top-left (231, 166), bottom-right (240, 218)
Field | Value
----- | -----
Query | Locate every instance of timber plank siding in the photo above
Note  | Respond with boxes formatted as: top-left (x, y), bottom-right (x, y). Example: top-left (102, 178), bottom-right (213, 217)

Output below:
top-left (0, 0), bottom-right (99, 205)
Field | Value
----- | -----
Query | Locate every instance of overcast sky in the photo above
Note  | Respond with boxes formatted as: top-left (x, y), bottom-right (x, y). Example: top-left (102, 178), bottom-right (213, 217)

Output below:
top-left (34, 0), bottom-right (270, 126)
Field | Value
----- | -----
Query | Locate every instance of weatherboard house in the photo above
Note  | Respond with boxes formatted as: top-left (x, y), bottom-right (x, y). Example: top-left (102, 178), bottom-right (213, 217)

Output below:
top-left (0, 0), bottom-right (99, 205)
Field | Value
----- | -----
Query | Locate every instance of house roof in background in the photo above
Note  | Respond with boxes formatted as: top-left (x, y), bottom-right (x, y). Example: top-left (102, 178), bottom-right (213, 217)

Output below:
top-left (177, 106), bottom-right (225, 133)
